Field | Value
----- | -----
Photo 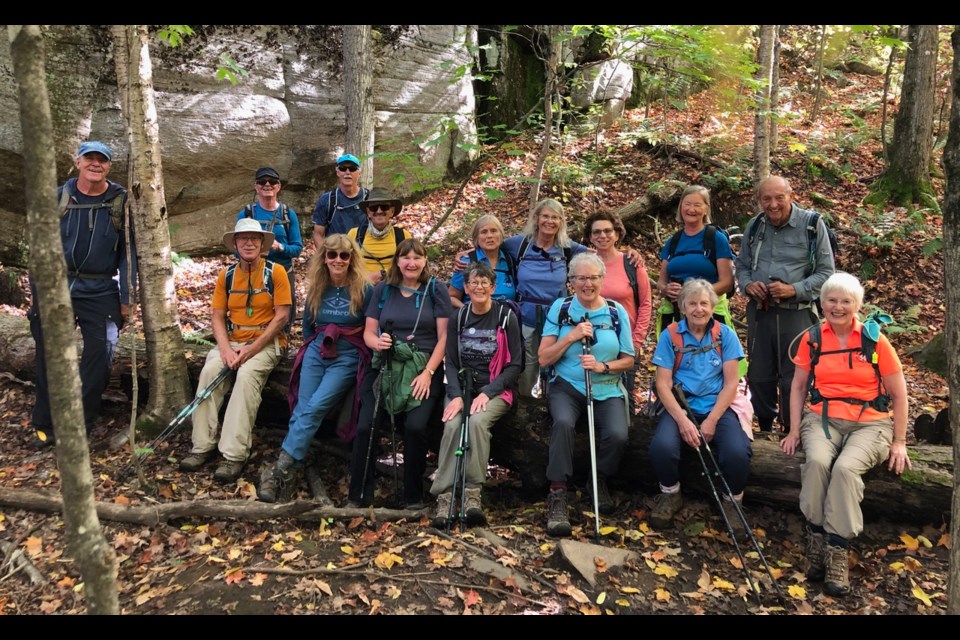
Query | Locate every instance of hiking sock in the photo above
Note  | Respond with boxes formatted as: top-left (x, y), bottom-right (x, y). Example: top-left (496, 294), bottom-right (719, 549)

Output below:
top-left (827, 533), bottom-right (849, 548)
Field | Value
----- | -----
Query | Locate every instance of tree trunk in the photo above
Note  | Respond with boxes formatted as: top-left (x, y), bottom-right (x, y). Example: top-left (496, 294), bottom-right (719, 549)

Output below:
top-left (769, 26), bottom-right (781, 150)
top-left (940, 24), bottom-right (960, 618)
top-left (810, 25), bottom-right (827, 123)
top-left (8, 24), bottom-right (119, 615)
top-left (875, 24), bottom-right (939, 205)
top-left (343, 25), bottom-right (375, 183)
top-left (753, 25), bottom-right (775, 184)
top-left (528, 25), bottom-right (562, 211)
top-left (111, 26), bottom-right (191, 425)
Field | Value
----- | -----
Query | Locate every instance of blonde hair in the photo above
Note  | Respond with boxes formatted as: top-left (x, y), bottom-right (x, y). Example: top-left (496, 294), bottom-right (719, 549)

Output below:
top-left (521, 198), bottom-right (572, 248)
top-left (304, 234), bottom-right (369, 318)
top-left (675, 186), bottom-right (712, 223)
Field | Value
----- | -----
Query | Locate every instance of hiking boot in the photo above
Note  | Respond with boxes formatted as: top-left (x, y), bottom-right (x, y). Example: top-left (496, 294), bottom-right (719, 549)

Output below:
top-left (179, 450), bottom-right (215, 472)
top-left (718, 497), bottom-right (747, 538)
top-left (257, 451), bottom-right (303, 503)
top-left (464, 487), bottom-right (486, 526)
top-left (824, 544), bottom-right (851, 597)
top-left (649, 492), bottom-right (683, 529)
top-left (432, 492), bottom-right (452, 528)
top-left (213, 459), bottom-right (246, 484)
top-left (545, 488), bottom-right (571, 537)
top-left (805, 527), bottom-right (827, 582)
top-left (587, 478), bottom-right (614, 515)
top-left (33, 428), bottom-right (56, 450)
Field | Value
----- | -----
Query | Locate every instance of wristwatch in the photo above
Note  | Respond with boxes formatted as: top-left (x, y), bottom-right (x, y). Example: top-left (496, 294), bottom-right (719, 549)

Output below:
top-left (602, 362), bottom-right (610, 374)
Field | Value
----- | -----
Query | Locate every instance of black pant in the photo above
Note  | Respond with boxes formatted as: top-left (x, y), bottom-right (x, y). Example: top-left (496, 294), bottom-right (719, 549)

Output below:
top-left (348, 366), bottom-right (444, 504)
top-left (30, 294), bottom-right (122, 433)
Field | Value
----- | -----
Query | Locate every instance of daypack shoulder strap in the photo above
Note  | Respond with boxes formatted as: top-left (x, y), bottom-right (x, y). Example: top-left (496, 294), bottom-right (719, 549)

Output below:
top-left (394, 226), bottom-right (405, 246)
top-left (666, 230), bottom-right (682, 260)
top-left (669, 320), bottom-right (723, 374)
top-left (516, 237), bottom-right (530, 266)
top-left (356, 223), bottom-right (368, 247)
top-left (622, 253), bottom-right (640, 308)
top-left (243, 204), bottom-right (255, 219)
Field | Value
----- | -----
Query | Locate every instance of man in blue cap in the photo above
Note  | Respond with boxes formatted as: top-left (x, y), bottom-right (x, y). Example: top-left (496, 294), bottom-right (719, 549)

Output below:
top-left (29, 140), bottom-right (136, 447)
top-left (311, 153), bottom-right (368, 247)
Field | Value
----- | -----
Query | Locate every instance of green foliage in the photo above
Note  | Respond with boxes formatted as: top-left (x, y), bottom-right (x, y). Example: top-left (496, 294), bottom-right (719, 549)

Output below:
top-left (157, 25), bottom-right (248, 85)
top-left (157, 25), bottom-right (194, 48)
top-left (171, 251), bottom-right (194, 267)
top-left (182, 331), bottom-right (214, 347)
top-left (215, 54), bottom-right (249, 85)
top-left (861, 303), bottom-right (924, 335)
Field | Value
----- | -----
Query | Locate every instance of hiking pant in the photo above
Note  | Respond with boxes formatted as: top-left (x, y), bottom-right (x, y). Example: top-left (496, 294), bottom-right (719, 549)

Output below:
top-left (348, 367), bottom-right (444, 504)
top-left (281, 343), bottom-right (359, 462)
top-left (30, 294), bottom-right (121, 433)
top-left (746, 302), bottom-right (817, 430)
top-left (191, 342), bottom-right (279, 463)
top-left (518, 323), bottom-right (540, 397)
top-left (430, 396), bottom-right (510, 495)
top-left (798, 410), bottom-right (892, 540)
top-left (546, 377), bottom-right (628, 483)
top-left (649, 407), bottom-right (752, 494)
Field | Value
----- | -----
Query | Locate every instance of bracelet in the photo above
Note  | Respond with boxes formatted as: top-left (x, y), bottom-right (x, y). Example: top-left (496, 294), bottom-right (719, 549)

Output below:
top-left (893, 436), bottom-right (906, 443)
top-left (425, 368), bottom-right (435, 376)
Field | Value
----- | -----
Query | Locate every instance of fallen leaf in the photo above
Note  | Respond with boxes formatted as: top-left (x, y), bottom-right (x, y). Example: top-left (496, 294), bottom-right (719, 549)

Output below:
top-left (281, 549), bottom-right (303, 562)
top-left (599, 526), bottom-right (618, 536)
top-left (936, 533), bottom-right (950, 548)
top-left (654, 588), bottom-right (670, 602)
top-left (250, 573), bottom-right (267, 587)
top-left (23, 536), bottom-right (42, 557)
top-left (912, 585), bottom-right (932, 606)
top-left (374, 552), bottom-right (403, 570)
top-left (56, 576), bottom-right (75, 589)
top-left (578, 603), bottom-right (601, 615)
top-left (916, 535), bottom-right (933, 548)
top-left (596, 591), bottom-right (606, 605)
top-left (340, 545), bottom-right (354, 555)
top-left (594, 556), bottom-right (608, 573)
top-left (900, 533), bottom-right (919, 550)
top-left (461, 589), bottom-right (482, 608)
top-left (619, 586), bottom-right (641, 594)
top-left (314, 579), bottom-right (333, 597)
top-left (272, 541), bottom-right (286, 552)
top-left (616, 599), bottom-right (631, 607)
top-left (697, 569), bottom-right (711, 590)
top-left (711, 577), bottom-right (735, 590)
top-left (386, 585), bottom-right (402, 600)
top-left (787, 584), bottom-right (807, 599)
top-left (654, 563), bottom-right (678, 578)
top-left (564, 585), bottom-right (589, 604)
top-left (114, 495), bottom-right (131, 505)
top-left (224, 568), bottom-right (245, 585)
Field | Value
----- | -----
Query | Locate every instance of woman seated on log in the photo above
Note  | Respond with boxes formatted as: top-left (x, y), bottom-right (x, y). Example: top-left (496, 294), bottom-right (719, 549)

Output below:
top-left (648, 278), bottom-right (749, 531)
top-left (258, 234), bottom-right (373, 503)
top-left (780, 272), bottom-right (910, 598)
top-left (430, 262), bottom-right (522, 528)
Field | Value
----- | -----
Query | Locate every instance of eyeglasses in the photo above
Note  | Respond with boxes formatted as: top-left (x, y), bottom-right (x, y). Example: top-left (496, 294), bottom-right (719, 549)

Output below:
top-left (256, 178), bottom-right (280, 186)
top-left (467, 280), bottom-right (493, 290)
top-left (367, 204), bottom-right (393, 213)
top-left (591, 228), bottom-right (616, 236)
top-left (236, 235), bottom-right (262, 245)
top-left (337, 165), bottom-right (359, 173)
top-left (326, 250), bottom-right (352, 261)
top-left (570, 275), bottom-right (603, 284)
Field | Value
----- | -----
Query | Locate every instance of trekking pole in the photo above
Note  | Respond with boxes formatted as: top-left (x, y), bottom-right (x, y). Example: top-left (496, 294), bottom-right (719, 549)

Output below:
top-left (580, 316), bottom-right (601, 541)
top-left (447, 369), bottom-right (474, 530)
top-left (135, 365), bottom-right (232, 465)
top-left (672, 384), bottom-right (786, 604)
top-left (360, 321), bottom-right (393, 504)
top-left (382, 323), bottom-right (402, 507)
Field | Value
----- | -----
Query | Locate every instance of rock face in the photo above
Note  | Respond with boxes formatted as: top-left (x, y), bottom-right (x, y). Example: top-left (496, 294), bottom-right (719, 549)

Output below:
top-left (0, 25), bottom-right (478, 264)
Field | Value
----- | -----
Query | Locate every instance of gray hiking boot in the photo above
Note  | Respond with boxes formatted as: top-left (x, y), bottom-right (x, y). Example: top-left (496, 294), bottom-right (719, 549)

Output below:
top-left (824, 543), bottom-right (851, 597)
top-left (649, 492), bottom-right (683, 529)
top-left (179, 450), bottom-right (215, 472)
top-left (545, 488), bottom-right (571, 537)
top-left (213, 458), bottom-right (246, 484)
top-left (464, 487), bottom-right (486, 526)
top-left (805, 527), bottom-right (827, 582)
top-left (432, 492), bottom-right (452, 528)
top-left (258, 451), bottom-right (303, 503)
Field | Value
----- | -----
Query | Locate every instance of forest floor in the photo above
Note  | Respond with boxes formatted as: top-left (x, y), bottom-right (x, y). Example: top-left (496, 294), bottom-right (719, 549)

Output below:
top-left (0, 63), bottom-right (952, 615)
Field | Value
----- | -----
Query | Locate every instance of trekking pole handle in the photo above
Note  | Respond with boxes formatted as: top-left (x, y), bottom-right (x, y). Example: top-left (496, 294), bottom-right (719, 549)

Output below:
top-left (671, 383), bottom-right (698, 427)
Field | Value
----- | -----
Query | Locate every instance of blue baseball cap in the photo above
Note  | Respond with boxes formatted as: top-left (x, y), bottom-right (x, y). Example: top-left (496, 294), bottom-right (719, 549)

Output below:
top-left (336, 154), bottom-right (360, 168)
top-left (76, 140), bottom-right (113, 161)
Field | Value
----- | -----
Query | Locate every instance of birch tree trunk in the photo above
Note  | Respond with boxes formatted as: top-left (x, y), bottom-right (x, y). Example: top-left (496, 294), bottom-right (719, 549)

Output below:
top-left (770, 25), bottom-right (782, 149)
top-left (8, 24), bottom-right (118, 615)
top-left (528, 25), bottom-right (562, 212)
top-left (111, 25), bottom-right (190, 426)
top-left (343, 25), bottom-right (375, 183)
top-left (874, 25), bottom-right (939, 205)
top-left (753, 25), bottom-right (775, 184)
top-left (940, 24), bottom-right (960, 617)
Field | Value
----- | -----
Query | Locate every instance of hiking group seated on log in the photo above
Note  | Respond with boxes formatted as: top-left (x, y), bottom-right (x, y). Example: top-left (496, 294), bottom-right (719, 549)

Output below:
top-left (29, 145), bottom-right (916, 598)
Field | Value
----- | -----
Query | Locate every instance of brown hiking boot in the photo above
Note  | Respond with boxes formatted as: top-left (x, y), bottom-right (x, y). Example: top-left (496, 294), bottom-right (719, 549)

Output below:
top-left (432, 492), bottom-right (452, 528)
top-left (805, 528), bottom-right (827, 582)
top-left (258, 451), bottom-right (303, 503)
top-left (824, 544), bottom-right (851, 597)
top-left (179, 450), bottom-right (215, 472)
top-left (649, 492), bottom-right (683, 529)
top-left (545, 488), bottom-right (571, 537)
top-left (213, 459), bottom-right (246, 484)
top-left (464, 487), bottom-right (486, 526)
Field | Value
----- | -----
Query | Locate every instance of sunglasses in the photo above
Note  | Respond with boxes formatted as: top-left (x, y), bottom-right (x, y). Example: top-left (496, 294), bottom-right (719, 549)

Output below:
top-left (367, 204), bottom-right (393, 213)
top-left (326, 250), bottom-right (352, 261)
top-left (256, 178), bottom-right (280, 186)
top-left (337, 165), bottom-right (359, 173)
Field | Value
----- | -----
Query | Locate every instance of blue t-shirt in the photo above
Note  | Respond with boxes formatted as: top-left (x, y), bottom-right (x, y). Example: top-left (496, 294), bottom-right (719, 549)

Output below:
top-left (542, 296), bottom-right (634, 401)
top-left (235, 203), bottom-right (303, 269)
top-left (651, 319), bottom-right (744, 414)
top-left (303, 284), bottom-right (373, 350)
top-left (659, 227), bottom-right (733, 284)
top-left (449, 247), bottom-right (517, 305)
top-left (366, 279), bottom-right (453, 354)
top-left (502, 234), bottom-right (588, 327)
top-left (311, 187), bottom-right (369, 237)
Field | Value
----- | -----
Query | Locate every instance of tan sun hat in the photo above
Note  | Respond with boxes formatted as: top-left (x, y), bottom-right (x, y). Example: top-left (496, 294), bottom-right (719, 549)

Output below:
top-left (223, 217), bottom-right (274, 254)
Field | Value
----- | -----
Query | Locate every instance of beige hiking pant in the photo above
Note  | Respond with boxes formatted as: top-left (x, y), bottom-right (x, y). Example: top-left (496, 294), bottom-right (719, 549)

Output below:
top-left (430, 396), bottom-right (510, 495)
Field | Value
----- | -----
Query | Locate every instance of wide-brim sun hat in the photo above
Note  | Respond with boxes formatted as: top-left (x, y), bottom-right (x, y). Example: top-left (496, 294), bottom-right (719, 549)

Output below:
top-left (359, 187), bottom-right (403, 214)
top-left (223, 217), bottom-right (274, 254)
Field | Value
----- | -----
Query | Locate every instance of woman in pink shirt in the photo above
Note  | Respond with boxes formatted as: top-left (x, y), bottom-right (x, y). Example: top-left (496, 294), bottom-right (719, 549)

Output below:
top-left (583, 208), bottom-right (651, 408)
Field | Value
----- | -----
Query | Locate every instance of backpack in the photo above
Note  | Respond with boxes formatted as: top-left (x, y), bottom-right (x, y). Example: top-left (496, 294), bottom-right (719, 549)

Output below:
top-left (455, 299), bottom-right (524, 371)
top-left (326, 187), bottom-right (369, 229)
top-left (59, 182), bottom-right (125, 234)
top-left (515, 236), bottom-right (573, 272)
top-left (467, 248), bottom-right (519, 301)
top-left (747, 210), bottom-right (839, 275)
top-left (666, 320), bottom-right (723, 375)
top-left (355, 223), bottom-right (407, 273)
top-left (804, 318), bottom-right (890, 438)
top-left (244, 202), bottom-right (291, 234)
top-left (556, 295), bottom-right (624, 342)
top-left (622, 252), bottom-right (641, 308)
top-left (664, 224), bottom-right (731, 293)
top-left (378, 276), bottom-right (439, 311)
top-left (223, 259), bottom-right (288, 341)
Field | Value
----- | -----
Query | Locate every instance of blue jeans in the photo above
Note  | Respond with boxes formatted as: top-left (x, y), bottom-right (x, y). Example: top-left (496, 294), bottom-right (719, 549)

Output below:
top-left (649, 407), bottom-right (752, 494)
top-left (281, 343), bottom-right (359, 461)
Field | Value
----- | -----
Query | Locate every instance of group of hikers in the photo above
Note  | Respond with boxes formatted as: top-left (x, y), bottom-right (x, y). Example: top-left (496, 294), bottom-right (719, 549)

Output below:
top-left (34, 141), bottom-right (915, 599)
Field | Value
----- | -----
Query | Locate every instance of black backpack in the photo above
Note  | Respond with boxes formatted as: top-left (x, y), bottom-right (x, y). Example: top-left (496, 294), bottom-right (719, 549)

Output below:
top-left (746, 210), bottom-right (839, 275)
top-left (243, 203), bottom-right (291, 234)
top-left (356, 223), bottom-right (406, 249)
top-left (325, 187), bottom-right (369, 229)
top-left (664, 224), bottom-right (732, 294)
top-left (515, 237), bottom-right (573, 273)
top-left (466, 248), bottom-right (519, 302)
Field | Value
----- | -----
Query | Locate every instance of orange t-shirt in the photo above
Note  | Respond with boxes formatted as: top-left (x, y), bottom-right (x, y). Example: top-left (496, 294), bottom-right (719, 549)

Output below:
top-left (212, 259), bottom-right (292, 349)
top-left (793, 318), bottom-right (901, 422)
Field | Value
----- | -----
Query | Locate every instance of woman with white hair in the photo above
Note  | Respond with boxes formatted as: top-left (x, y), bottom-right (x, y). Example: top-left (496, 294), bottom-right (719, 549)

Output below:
top-left (448, 214), bottom-right (517, 308)
top-left (780, 272), bottom-right (910, 598)
top-left (536, 252), bottom-right (635, 537)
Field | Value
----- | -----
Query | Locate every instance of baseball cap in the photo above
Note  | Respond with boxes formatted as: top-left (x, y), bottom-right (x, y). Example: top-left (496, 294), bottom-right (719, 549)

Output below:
top-left (336, 154), bottom-right (360, 168)
top-left (76, 141), bottom-right (113, 161)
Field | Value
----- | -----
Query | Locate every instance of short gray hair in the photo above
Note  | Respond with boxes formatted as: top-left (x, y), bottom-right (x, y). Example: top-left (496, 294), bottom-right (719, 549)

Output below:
top-left (675, 185), bottom-right (712, 223)
top-left (677, 278), bottom-right (717, 310)
top-left (820, 272), bottom-right (864, 309)
top-left (568, 252), bottom-right (605, 278)
top-left (471, 214), bottom-right (505, 246)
